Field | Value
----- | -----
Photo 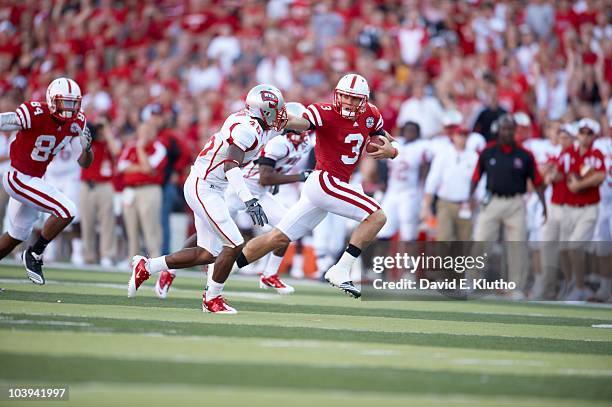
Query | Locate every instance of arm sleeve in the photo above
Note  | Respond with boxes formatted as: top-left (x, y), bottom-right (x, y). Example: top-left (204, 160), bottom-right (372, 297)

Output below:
top-left (0, 112), bottom-right (23, 131)
top-left (228, 124), bottom-right (258, 151)
top-left (226, 166), bottom-right (254, 202)
top-left (304, 104), bottom-right (323, 128)
top-left (424, 154), bottom-right (443, 195)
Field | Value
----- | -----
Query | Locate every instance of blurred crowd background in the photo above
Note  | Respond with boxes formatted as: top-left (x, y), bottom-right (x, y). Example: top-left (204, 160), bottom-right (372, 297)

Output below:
top-left (0, 0), bottom-right (610, 300)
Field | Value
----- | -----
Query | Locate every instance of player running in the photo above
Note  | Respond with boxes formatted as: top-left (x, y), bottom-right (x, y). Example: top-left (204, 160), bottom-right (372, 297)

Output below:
top-left (0, 78), bottom-right (93, 284)
top-left (153, 102), bottom-right (314, 298)
top-left (127, 84), bottom-right (288, 313)
top-left (235, 74), bottom-right (399, 298)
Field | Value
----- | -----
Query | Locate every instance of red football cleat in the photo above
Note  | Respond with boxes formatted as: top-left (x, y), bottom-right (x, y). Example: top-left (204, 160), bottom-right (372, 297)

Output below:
top-left (202, 294), bottom-right (237, 314)
top-left (259, 273), bottom-right (295, 294)
top-left (155, 270), bottom-right (175, 299)
top-left (127, 255), bottom-right (150, 298)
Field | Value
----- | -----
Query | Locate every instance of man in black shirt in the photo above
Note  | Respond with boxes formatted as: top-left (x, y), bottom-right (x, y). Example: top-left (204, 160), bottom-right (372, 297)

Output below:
top-left (469, 114), bottom-right (547, 297)
top-left (472, 85), bottom-right (506, 142)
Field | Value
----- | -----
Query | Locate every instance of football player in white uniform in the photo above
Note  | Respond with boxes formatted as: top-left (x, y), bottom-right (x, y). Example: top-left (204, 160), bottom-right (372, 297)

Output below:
top-left (43, 139), bottom-right (83, 264)
top-left (127, 84), bottom-right (288, 314)
top-left (378, 121), bottom-right (429, 241)
top-left (152, 103), bottom-right (314, 298)
top-left (227, 102), bottom-right (314, 293)
top-left (591, 126), bottom-right (611, 301)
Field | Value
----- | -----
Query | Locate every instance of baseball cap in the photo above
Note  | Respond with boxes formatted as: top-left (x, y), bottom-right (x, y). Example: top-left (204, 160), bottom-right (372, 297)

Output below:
top-left (514, 111), bottom-right (531, 127)
top-left (577, 118), bottom-right (601, 134)
top-left (442, 110), bottom-right (463, 127)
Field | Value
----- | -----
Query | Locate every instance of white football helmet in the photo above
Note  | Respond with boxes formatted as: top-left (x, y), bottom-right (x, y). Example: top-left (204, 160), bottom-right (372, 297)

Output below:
top-left (46, 77), bottom-right (82, 119)
top-left (245, 84), bottom-right (287, 131)
top-left (284, 102), bottom-right (310, 145)
top-left (334, 73), bottom-right (369, 119)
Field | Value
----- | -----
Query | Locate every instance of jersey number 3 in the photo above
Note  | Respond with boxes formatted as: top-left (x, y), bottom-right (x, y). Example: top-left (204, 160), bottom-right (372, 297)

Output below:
top-left (31, 135), bottom-right (70, 162)
top-left (341, 133), bottom-right (364, 165)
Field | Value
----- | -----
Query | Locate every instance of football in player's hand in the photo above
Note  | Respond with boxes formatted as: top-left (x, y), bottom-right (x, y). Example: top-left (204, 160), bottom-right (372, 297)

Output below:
top-left (365, 135), bottom-right (385, 153)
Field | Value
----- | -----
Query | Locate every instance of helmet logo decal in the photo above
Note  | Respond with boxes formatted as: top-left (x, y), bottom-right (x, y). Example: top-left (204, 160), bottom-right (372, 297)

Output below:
top-left (260, 90), bottom-right (278, 108)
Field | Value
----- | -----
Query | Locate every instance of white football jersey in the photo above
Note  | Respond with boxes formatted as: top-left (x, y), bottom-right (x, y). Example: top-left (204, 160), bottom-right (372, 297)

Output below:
top-left (243, 133), bottom-right (314, 195)
top-left (593, 136), bottom-right (611, 201)
top-left (386, 139), bottom-right (429, 192)
top-left (192, 110), bottom-right (278, 188)
top-left (523, 138), bottom-right (560, 165)
top-left (45, 137), bottom-right (82, 180)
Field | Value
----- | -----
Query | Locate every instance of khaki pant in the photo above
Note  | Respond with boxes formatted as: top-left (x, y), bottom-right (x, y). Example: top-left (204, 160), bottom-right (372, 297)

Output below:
top-left (474, 195), bottom-right (528, 290)
top-left (436, 199), bottom-right (473, 241)
top-left (80, 182), bottom-right (116, 263)
top-left (122, 184), bottom-right (162, 259)
top-left (533, 203), bottom-right (566, 299)
top-left (560, 204), bottom-right (599, 247)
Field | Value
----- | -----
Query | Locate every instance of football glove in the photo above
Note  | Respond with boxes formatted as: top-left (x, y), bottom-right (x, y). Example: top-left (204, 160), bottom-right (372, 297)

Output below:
top-left (245, 198), bottom-right (268, 226)
top-left (72, 123), bottom-right (91, 151)
top-left (299, 169), bottom-right (313, 182)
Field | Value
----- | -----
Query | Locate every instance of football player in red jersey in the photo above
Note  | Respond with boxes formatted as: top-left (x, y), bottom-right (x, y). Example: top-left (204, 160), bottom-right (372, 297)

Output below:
top-left (235, 74), bottom-right (398, 298)
top-left (0, 78), bottom-right (93, 284)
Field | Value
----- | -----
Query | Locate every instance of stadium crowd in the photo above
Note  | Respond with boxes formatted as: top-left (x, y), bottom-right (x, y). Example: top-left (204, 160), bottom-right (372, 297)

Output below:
top-left (0, 0), bottom-right (610, 300)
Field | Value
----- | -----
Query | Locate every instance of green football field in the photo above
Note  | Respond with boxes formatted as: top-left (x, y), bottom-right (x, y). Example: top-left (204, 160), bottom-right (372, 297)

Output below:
top-left (0, 264), bottom-right (611, 407)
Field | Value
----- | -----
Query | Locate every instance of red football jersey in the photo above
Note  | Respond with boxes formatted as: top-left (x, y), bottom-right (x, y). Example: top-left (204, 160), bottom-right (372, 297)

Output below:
top-left (11, 101), bottom-right (86, 178)
top-left (304, 102), bottom-right (384, 182)
top-left (556, 144), bottom-right (605, 205)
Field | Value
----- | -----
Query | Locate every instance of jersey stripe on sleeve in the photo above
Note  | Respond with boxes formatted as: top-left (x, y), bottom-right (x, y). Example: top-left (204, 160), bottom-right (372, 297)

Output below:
top-left (307, 105), bottom-right (323, 127)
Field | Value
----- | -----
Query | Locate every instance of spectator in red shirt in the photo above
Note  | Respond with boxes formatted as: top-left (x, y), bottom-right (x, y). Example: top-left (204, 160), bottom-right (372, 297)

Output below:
top-left (552, 118), bottom-right (606, 300)
top-left (80, 118), bottom-right (121, 267)
top-left (117, 122), bottom-right (167, 261)
top-left (534, 124), bottom-right (575, 300)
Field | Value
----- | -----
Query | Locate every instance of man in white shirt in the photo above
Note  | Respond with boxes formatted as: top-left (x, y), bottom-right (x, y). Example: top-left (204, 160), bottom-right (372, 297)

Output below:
top-left (396, 83), bottom-right (444, 138)
top-left (422, 128), bottom-right (479, 241)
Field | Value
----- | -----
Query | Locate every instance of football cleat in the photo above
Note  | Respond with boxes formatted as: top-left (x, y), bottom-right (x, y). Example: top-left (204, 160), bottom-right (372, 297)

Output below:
top-left (324, 266), bottom-right (361, 298)
top-left (155, 270), bottom-right (175, 299)
top-left (259, 273), bottom-right (295, 294)
top-left (127, 255), bottom-right (150, 298)
top-left (23, 248), bottom-right (44, 285)
top-left (202, 294), bottom-right (237, 314)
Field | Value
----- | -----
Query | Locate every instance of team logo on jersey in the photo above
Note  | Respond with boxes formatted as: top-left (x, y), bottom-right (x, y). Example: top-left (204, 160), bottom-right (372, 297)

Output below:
top-left (365, 116), bottom-right (374, 128)
top-left (514, 157), bottom-right (523, 169)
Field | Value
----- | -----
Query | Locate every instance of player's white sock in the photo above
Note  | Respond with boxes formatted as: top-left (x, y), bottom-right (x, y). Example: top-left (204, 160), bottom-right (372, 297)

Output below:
top-left (263, 253), bottom-right (284, 277)
top-left (148, 256), bottom-right (168, 274)
top-left (290, 253), bottom-right (304, 278)
top-left (206, 279), bottom-right (224, 298)
top-left (167, 269), bottom-right (177, 276)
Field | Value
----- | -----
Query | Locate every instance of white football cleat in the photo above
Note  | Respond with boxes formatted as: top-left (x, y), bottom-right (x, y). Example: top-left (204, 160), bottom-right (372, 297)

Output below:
top-left (324, 265), bottom-right (361, 298)
top-left (128, 255), bottom-right (150, 298)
